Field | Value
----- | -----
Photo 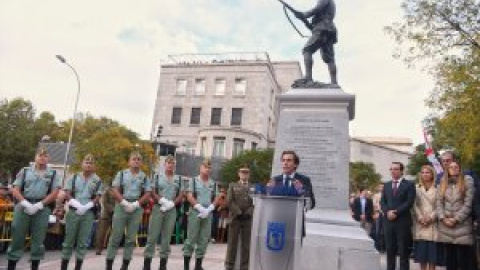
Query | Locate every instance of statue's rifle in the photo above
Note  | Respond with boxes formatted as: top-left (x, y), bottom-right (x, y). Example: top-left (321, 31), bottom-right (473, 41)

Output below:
top-left (276, 0), bottom-right (312, 38)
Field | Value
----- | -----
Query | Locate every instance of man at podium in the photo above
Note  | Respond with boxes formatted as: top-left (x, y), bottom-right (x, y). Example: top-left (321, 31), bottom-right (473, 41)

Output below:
top-left (267, 150), bottom-right (315, 209)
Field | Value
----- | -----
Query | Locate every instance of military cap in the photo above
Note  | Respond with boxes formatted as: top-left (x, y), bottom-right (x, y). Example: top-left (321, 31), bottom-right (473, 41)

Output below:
top-left (238, 164), bottom-right (250, 172)
top-left (83, 154), bottom-right (95, 163)
top-left (201, 158), bottom-right (212, 167)
top-left (36, 147), bottom-right (49, 156)
top-left (164, 155), bottom-right (176, 163)
top-left (129, 151), bottom-right (142, 159)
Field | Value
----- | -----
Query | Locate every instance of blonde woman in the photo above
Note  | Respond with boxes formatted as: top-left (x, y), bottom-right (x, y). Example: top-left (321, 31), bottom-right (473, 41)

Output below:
top-left (413, 165), bottom-right (443, 270)
top-left (437, 161), bottom-right (476, 270)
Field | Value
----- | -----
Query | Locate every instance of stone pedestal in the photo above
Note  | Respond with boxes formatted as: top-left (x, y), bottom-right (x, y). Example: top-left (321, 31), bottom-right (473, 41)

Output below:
top-left (271, 87), bottom-right (381, 270)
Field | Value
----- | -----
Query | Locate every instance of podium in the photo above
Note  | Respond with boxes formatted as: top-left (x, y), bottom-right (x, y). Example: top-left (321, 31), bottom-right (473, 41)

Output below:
top-left (249, 195), bottom-right (304, 270)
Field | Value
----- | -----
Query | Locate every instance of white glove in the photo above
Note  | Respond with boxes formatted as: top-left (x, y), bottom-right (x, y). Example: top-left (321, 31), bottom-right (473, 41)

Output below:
top-left (76, 201), bottom-right (94, 215)
top-left (131, 201), bottom-right (140, 210)
top-left (160, 200), bottom-right (175, 212)
top-left (84, 201), bottom-right (94, 210)
top-left (158, 197), bottom-right (169, 205)
top-left (120, 199), bottom-right (134, 213)
top-left (33, 202), bottom-right (44, 212)
top-left (69, 199), bottom-right (83, 209)
top-left (20, 199), bottom-right (36, 215)
top-left (197, 210), bottom-right (209, 219)
top-left (194, 203), bottom-right (205, 212)
top-left (76, 205), bottom-right (87, 216)
top-left (206, 204), bottom-right (215, 213)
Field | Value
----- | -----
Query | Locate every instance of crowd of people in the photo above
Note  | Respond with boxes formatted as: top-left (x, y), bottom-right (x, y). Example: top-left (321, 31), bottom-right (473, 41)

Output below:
top-left (351, 152), bottom-right (479, 270)
top-left (0, 148), bottom-right (260, 270)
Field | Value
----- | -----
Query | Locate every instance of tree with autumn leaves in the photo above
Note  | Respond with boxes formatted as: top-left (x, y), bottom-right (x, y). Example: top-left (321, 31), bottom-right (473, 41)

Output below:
top-left (386, 0), bottom-right (480, 174)
top-left (0, 97), bottom-right (156, 184)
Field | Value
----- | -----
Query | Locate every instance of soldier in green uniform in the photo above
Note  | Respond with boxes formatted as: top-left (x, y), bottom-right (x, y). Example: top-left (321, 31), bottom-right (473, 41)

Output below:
top-left (183, 159), bottom-right (221, 270)
top-left (7, 147), bottom-right (61, 270)
top-left (105, 151), bottom-right (152, 270)
top-left (224, 165), bottom-right (254, 270)
top-left (61, 154), bottom-right (103, 270)
top-left (95, 185), bottom-right (115, 255)
top-left (142, 155), bottom-right (184, 270)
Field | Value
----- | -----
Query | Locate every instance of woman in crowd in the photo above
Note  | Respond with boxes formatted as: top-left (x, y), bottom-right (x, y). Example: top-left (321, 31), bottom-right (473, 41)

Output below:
top-left (437, 161), bottom-right (476, 270)
top-left (413, 165), bottom-right (443, 270)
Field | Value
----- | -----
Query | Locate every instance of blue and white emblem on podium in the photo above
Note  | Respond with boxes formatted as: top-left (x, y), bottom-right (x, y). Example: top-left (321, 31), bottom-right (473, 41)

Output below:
top-left (266, 221), bottom-right (286, 252)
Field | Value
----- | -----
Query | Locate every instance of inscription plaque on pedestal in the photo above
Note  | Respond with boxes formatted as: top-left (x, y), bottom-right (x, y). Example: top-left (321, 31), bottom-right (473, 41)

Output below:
top-left (272, 109), bottom-right (350, 210)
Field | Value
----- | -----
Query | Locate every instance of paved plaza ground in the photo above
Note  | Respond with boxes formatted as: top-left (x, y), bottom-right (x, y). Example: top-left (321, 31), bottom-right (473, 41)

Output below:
top-left (0, 243), bottom-right (443, 270)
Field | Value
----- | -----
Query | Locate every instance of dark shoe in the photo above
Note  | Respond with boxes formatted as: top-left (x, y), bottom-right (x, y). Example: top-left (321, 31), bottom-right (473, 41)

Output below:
top-left (31, 260), bottom-right (40, 270)
top-left (120, 259), bottom-right (130, 270)
top-left (194, 258), bottom-right (203, 270)
top-left (61, 259), bottom-right (69, 270)
top-left (142, 258), bottom-right (152, 270)
top-left (106, 259), bottom-right (114, 270)
top-left (74, 259), bottom-right (83, 270)
top-left (96, 250), bottom-right (102, 255)
top-left (184, 256), bottom-right (191, 270)
top-left (159, 258), bottom-right (167, 270)
top-left (7, 260), bottom-right (17, 270)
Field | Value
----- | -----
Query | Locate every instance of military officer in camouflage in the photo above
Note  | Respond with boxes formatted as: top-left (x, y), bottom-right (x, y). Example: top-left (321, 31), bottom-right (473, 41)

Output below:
top-left (105, 152), bottom-right (152, 270)
top-left (7, 147), bottom-right (61, 270)
top-left (224, 165), bottom-right (254, 270)
top-left (183, 159), bottom-right (221, 270)
top-left (143, 155), bottom-right (184, 270)
top-left (61, 154), bottom-right (103, 270)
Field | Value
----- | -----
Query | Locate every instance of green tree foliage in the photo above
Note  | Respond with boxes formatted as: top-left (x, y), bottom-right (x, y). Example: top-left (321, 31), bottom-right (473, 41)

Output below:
top-left (71, 126), bottom-right (156, 185)
top-left (0, 97), bottom-right (156, 183)
top-left (349, 162), bottom-right (382, 192)
top-left (0, 98), bottom-right (37, 177)
top-left (219, 149), bottom-right (274, 185)
top-left (386, 0), bottom-right (480, 172)
top-left (406, 144), bottom-right (431, 176)
top-left (385, 0), bottom-right (479, 66)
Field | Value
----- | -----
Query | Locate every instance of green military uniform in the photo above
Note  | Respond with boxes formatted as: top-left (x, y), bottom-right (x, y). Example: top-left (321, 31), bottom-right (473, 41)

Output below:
top-left (106, 169), bottom-right (151, 261)
top-left (144, 174), bottom-right (181, 258)
top-left (224, 181), bottom-right (254, 270)
top-left (61, 172), bottom-right (103, 261)
top-left (7, 165), bottom-right (61, 261)
top-left (183, 176), bottom-right (219, 259)
top-left (95, 186), bottom-right (115, 254)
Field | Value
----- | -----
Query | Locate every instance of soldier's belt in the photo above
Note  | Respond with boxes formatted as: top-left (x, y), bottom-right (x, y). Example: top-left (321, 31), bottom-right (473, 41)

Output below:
top-left (24, 198), bottom-right (44, 203)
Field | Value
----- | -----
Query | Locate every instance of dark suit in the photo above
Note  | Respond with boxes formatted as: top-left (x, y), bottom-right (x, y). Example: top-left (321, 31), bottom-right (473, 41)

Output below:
top-left (270, 172), bottom-right (316, 209)
top-left (352, 196), bottom-right (374, 223)
top-left (270, 172), bottom-right (316, 238)
top-left (380, 179), bottom-right (416, 270)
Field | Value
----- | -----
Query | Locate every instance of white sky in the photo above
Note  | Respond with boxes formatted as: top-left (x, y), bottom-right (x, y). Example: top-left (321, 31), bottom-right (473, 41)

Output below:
top-left (0, 0), bottom-right (433, 145)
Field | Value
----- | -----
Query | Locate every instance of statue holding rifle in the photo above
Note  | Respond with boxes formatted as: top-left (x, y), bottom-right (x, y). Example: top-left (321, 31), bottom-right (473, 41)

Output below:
top-left (278, 0), bottom-right (338, 88)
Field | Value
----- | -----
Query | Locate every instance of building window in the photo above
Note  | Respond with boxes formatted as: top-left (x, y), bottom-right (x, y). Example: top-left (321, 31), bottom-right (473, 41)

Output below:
top-left (215, 79), bottom-right (226, 95)
top-left (251, 142), bottom-right (258, 150)
top-left (231, 108), bottom-right (243, 126)
top-left (190, 107), bottom-right (201, 125)
top-left (176, 79), bottom-right (187, 95)
top-left (233, 138), bottom-right (245, 157)
top-left (200, 137), bottom-right (207, 156)
top-left (171, 107), bottom-right (182, 124)
top-left (211, 108), bottom-right (222, 126)
top-left (234, 78), bottom-right (246, 95)
top-left (194, 78), bottom-right (205, 95)
top-left (213, 137), bottom-right (225, 157)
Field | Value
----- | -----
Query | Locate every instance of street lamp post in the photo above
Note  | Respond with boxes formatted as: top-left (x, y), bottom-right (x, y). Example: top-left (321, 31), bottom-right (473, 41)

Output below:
top-left (56, 55), bottom-right (81, 183)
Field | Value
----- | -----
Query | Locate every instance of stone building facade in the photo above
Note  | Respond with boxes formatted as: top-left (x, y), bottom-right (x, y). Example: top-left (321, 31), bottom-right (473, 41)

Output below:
top-left (151, 53), bottom-right (301, 159)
